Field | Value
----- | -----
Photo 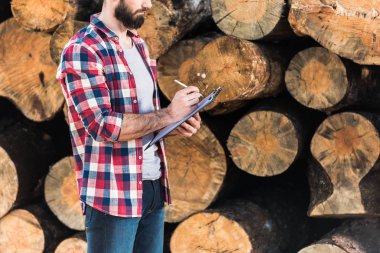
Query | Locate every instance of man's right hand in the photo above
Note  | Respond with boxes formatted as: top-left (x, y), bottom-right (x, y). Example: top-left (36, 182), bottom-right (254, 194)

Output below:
top-left (167, 86), bottom-right (202, 122)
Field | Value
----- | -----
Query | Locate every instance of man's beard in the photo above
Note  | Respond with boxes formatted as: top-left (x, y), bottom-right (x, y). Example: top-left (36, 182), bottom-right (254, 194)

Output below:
top-left (114, 0), bottom-right (145, 29)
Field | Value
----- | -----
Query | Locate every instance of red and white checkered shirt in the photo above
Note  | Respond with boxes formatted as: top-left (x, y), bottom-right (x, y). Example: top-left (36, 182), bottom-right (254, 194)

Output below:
top-left (56, 13), bottom-right (171, 217)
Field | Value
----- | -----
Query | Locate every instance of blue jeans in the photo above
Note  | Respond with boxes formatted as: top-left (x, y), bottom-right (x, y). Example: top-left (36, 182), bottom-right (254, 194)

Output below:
top-left (85, 178), bottom-right (165, 253)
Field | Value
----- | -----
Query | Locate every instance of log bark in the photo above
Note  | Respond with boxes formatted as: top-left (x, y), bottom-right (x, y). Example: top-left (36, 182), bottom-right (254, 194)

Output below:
top-left (11, 0), bottom-right (74, 32)
top-left (178, 36), bottom-right (287, 115)
top-left (50, 19), bottom-right (88, 66)
top-left (299, 218), bottom-right (380, 253)
top-left (0, 119), bottom-right (56, 219)
top-left (138, 0), bottom-right (211, 59)
top-left (55, 233), bottom-right (87, 253)
top-left (0, 204), bottom-right (70, 253)
top-left (170, 195), bottom-right (309, 253)
top-left (164, 124), bottom-right (227, 223)
top-left (285, 47), bottom-right (380, 113)
top-left (157, 36), bottom-right (217, 101)
top-left (227, 99), bottom-right (306, 177)
top-left (211, 0), bottom-right (294, 40)
top-left (288, 0), bottom-right (380, 65)
top-left (309, 112), bottom-right (380, 217)
top-left (0, 18), bottom-right (65, 122)
top-left (45, 156), bottom-right (84, 231)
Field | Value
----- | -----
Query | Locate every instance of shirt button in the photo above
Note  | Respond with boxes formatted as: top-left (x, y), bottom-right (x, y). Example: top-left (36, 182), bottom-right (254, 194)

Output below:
top-left (139, 181), bottom-right (142, 185)
top-left (114, 37), bottom-right (119, 40)
top-left (118, 49), bottom-right (122, 53)
top-left (133, 99), bottom-right (137, 104)
top-left (138, 156), bottom-right (142, 159)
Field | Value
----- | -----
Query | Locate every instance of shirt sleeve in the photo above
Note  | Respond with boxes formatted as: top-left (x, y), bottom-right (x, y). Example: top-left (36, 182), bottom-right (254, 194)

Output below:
top-left (61, 43), bottom-right (123, 142)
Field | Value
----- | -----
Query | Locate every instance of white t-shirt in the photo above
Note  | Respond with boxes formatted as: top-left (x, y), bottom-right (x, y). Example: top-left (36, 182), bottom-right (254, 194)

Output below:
top-left (124, 41), bottom-right (161, 181)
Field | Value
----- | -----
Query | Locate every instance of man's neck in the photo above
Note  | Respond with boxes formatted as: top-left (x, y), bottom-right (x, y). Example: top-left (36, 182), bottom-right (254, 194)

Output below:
top-left (98, 11), bottom-right (131, 40)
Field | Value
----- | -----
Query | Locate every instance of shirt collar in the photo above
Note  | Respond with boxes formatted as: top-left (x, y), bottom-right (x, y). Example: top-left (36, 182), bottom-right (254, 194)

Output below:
top-left (90, 13), bottom-right (140, 39)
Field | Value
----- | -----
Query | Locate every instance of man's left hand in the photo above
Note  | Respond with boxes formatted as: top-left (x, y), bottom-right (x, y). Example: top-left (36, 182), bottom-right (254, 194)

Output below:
top-left (169, 113), bottom-right (201, 137)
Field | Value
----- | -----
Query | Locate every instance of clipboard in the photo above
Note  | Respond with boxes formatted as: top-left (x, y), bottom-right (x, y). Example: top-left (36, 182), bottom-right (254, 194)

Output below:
top-left (145, 86), bottom-right (222, 150)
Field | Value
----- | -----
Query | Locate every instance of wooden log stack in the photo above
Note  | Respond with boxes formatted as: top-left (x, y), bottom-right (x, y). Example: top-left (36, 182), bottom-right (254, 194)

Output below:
top-left (1, 0), bottom-right (380, 252)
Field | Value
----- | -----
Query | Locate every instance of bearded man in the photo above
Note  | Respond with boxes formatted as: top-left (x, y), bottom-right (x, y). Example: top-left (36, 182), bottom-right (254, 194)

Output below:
top-left (56, 0), bottom-right (202, 252)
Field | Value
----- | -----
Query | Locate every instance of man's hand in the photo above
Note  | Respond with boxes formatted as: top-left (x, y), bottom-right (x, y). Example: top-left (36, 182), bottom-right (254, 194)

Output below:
top-left (169, 113), bottom-right (202, 137)
top-left (117, 86), bottom-right (202, 142)
top-left (167, 86), bottom-right (202, 122)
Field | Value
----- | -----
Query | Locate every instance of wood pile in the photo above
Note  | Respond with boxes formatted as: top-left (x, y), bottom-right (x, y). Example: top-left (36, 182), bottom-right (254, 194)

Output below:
top-left (1, 0), bottom-right (379, 252)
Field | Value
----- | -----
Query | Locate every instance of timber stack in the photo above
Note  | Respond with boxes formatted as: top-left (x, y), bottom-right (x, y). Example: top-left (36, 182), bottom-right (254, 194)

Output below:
top-left (0, 0), bottom-right (379, 252)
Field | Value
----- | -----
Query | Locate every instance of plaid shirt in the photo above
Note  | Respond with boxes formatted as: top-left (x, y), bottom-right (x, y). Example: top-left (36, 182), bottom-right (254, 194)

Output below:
top-left (56, 13), bottom-right (171, 217)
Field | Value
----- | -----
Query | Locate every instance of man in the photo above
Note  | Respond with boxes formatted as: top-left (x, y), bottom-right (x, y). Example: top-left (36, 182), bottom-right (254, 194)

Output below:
top-left (56, 0), bottom-right (202, 252)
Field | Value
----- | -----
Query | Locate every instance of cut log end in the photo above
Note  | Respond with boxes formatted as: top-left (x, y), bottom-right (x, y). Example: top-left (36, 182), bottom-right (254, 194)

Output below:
top-left (211, 0), bottom-right (287, 40)
top-left (55, 236), bottom-right (87, 253)
top-left (157, 38), bottom-right (210, 101)
top-left (228, 111), bottom-right (299, 176)
top-left (0, 18), bottom-right (64, 121)
top-left (0, 147), bottom-right (18, 218)
top-left (170, 212), bottom-right (252, 253)
top-left (0, 209), bottom-right (44, 252)
top-left (164, 125), bottom-right (226, 223)
top-left (288, 0), bottom-right (380, 65)
top-left (310, 112), bottom-right (380, 216)
top-left (298, 244), bottom-right (346, 253)
top-left (285, 47), bottom-right (348, 111)
top-left (45, 157), bottom-right (84, 231)
top-left (179, 36), bottom-right (283, 114)
top-left (11, 0), bottom-right (70, 31)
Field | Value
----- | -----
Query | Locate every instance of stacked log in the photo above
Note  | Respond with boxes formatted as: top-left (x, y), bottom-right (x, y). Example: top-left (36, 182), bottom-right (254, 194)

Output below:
top-left (0, 119), bottom-right (56, 219)
top-left (285, 47), bottom-right (380, 113)
top-left (288, 0), bottom-right (380, 65)
top-left (170, 201), bottom-right (279, 253)
top-left (299, 218), bottom-right (380, 253)
top-left (159, 36), bottom-right (288, 115)
top-left (171, 186), bottom-right (310, 253)
top-left (211, 0), bottom-right (294, 40)
top-left (227, 99), bottom-right (307, 176)
top-left (44, 156), bottom-right (84, 231)
top-left (55, 233), bottom-right (87, 253)
top-left (11, 0), bottom-right (74, 32)
top-left (309, 112), bottom-right (380, 217)
top-left (0, 204), bottom-right (71, 253)
top-left (0, 18), bottom-right (65, 122)
top-left (164, 124), bottom-right (227, 223)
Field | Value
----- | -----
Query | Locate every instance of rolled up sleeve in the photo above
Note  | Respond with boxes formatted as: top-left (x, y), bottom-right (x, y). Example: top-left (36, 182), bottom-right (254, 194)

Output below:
top-left (61, 43), bottom-right (123, 142)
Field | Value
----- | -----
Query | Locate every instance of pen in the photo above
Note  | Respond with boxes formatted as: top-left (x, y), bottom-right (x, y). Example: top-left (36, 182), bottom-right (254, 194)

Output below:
top-left (174, 80), bottom-right (203, 97)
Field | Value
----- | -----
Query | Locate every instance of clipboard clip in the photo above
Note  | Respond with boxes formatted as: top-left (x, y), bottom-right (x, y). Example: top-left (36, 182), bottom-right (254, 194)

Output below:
top-left (211, 87), bottom-right (222, 98)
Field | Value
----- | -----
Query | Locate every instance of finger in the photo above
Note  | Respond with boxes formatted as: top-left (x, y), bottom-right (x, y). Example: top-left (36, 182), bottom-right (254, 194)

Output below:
top-left (181, 122), bottom-right (197, 134)
top-left (184, 86), bottom-right (200, 94)
top-left (193, 113), bottom-right (201, 122)
top-left (185, 92), bottom-right (202, 101)
top-left (187, 98), bottom-right (200, 106)
top-left (177, 125), bottom-right (193, 137)
top-left (187, 117), bottom-right (201, 129)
